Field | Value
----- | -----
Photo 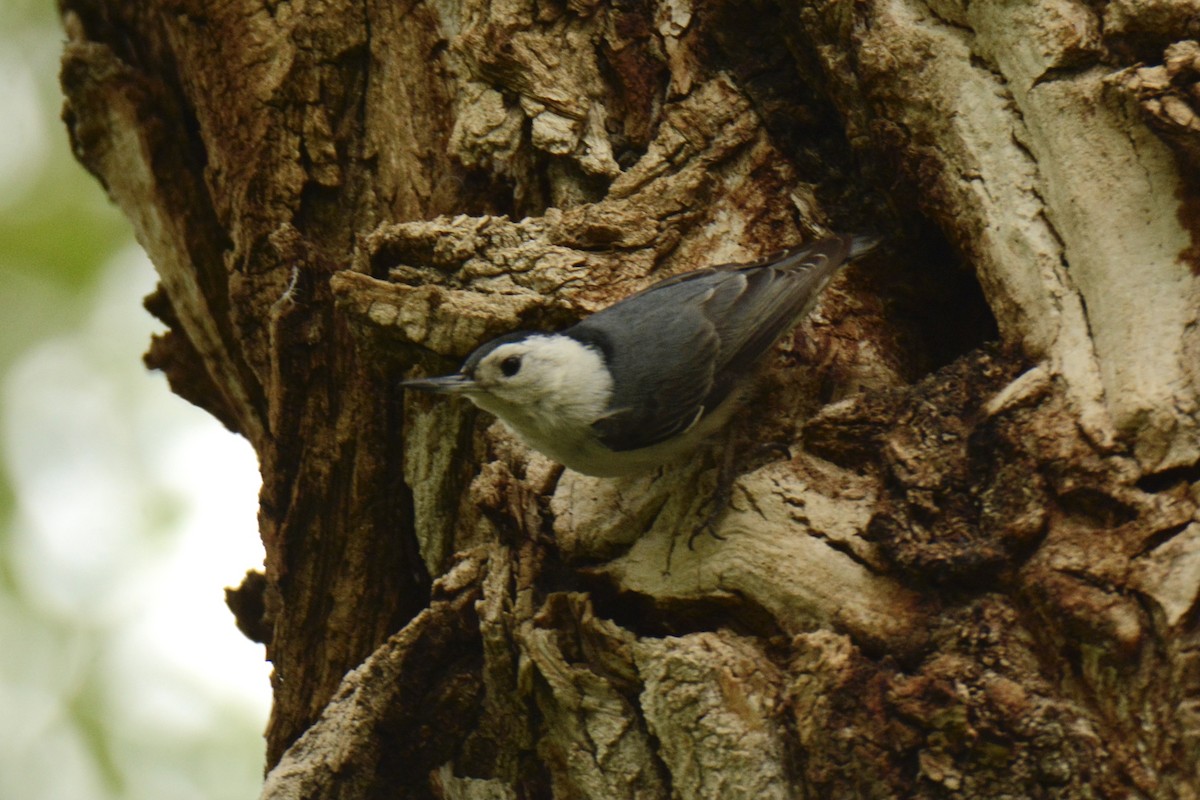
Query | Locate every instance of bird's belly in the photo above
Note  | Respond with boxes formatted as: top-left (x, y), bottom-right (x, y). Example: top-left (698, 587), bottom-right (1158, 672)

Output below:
top-left (517, 428), bottom-right (646, 477)
top-left (509, 396), bottom-right (741, 477)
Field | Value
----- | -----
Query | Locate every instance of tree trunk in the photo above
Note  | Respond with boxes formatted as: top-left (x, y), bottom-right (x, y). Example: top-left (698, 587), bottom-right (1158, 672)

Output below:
top-left (60, 0), bottom-right (1200, 797)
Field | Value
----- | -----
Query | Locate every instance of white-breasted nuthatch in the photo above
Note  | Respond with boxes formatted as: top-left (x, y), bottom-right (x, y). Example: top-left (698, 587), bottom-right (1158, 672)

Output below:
top-left (401, 235), bottom-right (875, 476)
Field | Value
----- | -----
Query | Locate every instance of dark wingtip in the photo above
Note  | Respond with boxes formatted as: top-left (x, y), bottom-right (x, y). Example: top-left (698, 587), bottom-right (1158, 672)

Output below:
top-left (847, 234), bottom-right (881, 259)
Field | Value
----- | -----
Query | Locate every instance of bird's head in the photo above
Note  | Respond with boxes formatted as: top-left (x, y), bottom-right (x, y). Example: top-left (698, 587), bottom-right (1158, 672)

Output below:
top-left (401, 332), bottom-right (613, 426)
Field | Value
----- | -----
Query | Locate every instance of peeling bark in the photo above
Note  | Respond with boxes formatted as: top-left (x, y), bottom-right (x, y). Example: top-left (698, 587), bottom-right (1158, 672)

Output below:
top-left (60, 0), bottom-right (1200, 797)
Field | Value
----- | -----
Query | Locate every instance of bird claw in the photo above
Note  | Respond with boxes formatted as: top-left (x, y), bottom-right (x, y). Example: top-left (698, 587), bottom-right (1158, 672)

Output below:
top-left (687, 463), bottom-right (734, 550)
top-left (687, 510), bottom-right (727, 550)
top-left (684, 441), bottom-right (792, 550)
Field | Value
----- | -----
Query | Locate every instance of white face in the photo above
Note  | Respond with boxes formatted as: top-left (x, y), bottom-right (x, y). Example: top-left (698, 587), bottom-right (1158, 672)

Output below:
top-left (463, 336), bottom-right (614, 432)
top-left (470, 341), bottom-right (553, 406)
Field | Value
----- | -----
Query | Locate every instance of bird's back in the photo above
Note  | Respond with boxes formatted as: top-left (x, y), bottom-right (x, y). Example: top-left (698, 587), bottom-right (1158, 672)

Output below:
top-left (568, 236), bottom-right (860, 453)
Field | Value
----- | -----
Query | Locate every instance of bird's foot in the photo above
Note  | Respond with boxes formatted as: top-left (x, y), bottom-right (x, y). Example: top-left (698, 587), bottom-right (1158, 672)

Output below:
top-left (687, 490), bottom-right (730, 550)
top-left (685, 440), bottom-right (792, 550)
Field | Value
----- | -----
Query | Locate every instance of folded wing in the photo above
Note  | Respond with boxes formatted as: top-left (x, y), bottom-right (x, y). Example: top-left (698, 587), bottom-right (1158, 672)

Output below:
top-left (571, 235), bottom-right (859, 452)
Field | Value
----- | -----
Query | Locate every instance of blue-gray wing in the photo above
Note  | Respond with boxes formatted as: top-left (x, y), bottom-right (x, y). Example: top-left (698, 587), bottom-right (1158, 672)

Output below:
top-left (569, 235), bottom-right (864, 452)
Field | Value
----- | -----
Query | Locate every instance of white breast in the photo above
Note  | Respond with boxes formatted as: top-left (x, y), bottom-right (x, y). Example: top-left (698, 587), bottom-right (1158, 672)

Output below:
top-left (468, 335), bottom-right (738, 476)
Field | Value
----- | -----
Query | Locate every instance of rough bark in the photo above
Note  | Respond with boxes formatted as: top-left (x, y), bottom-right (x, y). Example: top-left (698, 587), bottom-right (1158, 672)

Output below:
top-left (59, 0), bottom-right (1200, 797)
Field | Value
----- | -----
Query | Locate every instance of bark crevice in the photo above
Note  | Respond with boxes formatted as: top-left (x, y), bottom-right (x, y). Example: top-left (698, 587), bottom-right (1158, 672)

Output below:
top-left (58, 0), bottom-right (1200, 795)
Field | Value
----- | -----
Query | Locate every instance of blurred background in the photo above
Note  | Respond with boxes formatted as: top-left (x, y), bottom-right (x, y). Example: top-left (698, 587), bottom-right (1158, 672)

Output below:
top-left (1, 1), bottom-right (270, 798)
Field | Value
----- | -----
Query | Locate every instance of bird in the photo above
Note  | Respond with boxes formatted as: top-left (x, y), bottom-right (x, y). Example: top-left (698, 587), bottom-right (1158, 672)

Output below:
top-left (400, 234), bottom-right (876, 477)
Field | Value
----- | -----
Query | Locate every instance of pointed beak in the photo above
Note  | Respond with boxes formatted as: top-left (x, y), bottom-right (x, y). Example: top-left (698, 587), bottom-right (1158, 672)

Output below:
top-left (400, 373), bottom-right (478, 395)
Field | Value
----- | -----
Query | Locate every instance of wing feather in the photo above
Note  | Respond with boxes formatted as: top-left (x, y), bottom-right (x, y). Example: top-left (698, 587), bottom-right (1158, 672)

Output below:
top-left (570, 236), bottom-right (859, 452)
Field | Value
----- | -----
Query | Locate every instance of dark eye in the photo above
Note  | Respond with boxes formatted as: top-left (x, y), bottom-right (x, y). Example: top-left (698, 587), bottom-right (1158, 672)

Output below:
top-left (500, 355), bottom-right (522, 377)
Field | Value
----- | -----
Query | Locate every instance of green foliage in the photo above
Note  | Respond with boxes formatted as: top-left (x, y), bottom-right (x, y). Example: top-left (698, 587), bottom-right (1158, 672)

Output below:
top-left (0, 4), bottom-right (269, 799)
